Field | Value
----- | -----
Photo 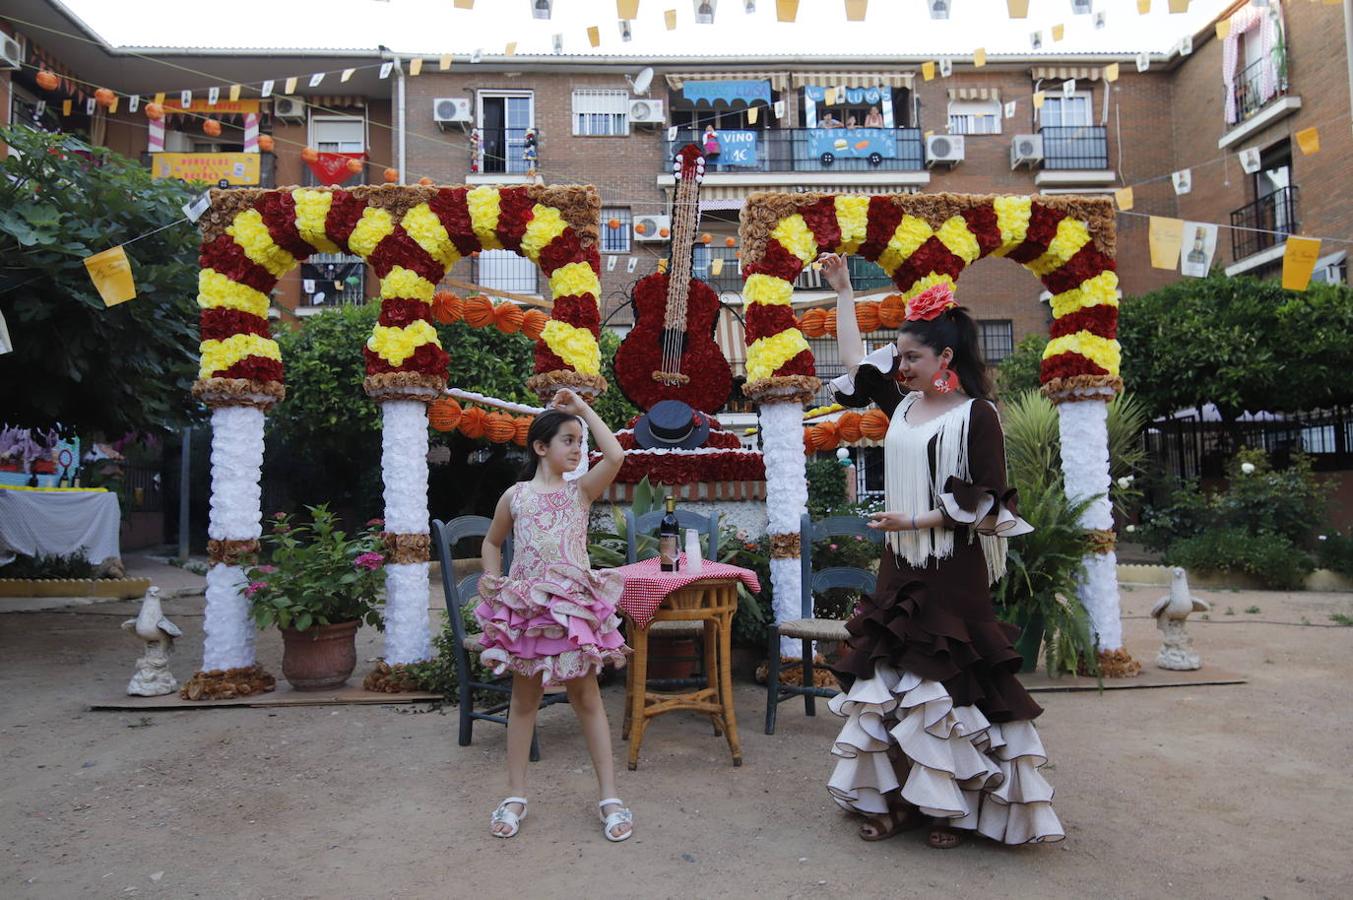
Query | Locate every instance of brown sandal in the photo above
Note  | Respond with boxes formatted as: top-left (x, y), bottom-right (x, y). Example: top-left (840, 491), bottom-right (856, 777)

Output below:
top-left (926, 825), bottom-right (963, 850)
top-left (858, 805), bottom-right (925, 842)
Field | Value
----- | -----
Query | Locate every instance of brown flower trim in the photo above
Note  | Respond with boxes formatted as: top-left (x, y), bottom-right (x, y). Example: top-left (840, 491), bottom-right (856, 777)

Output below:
top-left (1088, 529), bottom-right (1118, 554)
top-left (179, 664), bottom-right (277, 701)
top-left (381, 532), bottom-right (431, 565)
top-left (770, 532), bottom-right (802, 559)
top-left (1041, 375), bottom-right (1124, 404)
top-left (1088, 647), bottom-right (1142, 679)
top-left (363, 372), bottom-right (447, 403)
top-left (192, 377), bottom-right (286, 411)
top-left (526, 370), bottom-right (608, 400)
top-left (200, 188), bottom-right (266, 243)
top-left (754, 655), bottom-right (842, 689)
top-left (738, 191), bottom-right (809, 270)
top-left (362, 660), bottom-right (432, 693)
top-left (652, 370), bottom-right (691, 385)
top-left (350, 184), bottom-right (439, 223)
top-left (207, 539), bottom-right (260, 566)
top-left (742, 375), bottom-right (822, 406)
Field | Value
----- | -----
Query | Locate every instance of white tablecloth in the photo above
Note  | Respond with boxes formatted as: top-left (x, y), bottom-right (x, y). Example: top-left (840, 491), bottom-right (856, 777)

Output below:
top-left (0, 488), bottom-right (122, 566)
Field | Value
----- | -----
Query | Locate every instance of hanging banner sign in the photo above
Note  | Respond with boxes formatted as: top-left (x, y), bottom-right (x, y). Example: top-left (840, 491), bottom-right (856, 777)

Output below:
top-left (304, 151), bottom-right (365, 185)
top-left (151, 152), bottom-right (262, 185)
top-left (713, 130), bottom-right (760, 166)
top-left (807, 127), bottom-right (897, 159)
top-left (163, 99), bottom-right (261, 115)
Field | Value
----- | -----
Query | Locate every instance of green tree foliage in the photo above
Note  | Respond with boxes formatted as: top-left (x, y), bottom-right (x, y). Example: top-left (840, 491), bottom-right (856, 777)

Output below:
top-left (0, 127), bottom-right (202, 433)
top-left (996, 333), bottom-right (1048, 399)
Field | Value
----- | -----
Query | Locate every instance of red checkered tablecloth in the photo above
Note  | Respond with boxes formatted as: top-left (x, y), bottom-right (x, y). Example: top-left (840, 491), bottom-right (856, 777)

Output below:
top-left (612, 555), bottom-right (761, 630)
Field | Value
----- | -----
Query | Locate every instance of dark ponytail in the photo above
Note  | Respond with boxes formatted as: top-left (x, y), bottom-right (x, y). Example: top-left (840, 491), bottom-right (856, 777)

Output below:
top-left (898, 305), bottom-right (995, 401)
top-left (517, 409), bottom-right (582, 481)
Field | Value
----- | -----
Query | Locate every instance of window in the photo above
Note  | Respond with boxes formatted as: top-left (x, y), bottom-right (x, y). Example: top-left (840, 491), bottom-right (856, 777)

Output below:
top-left (1039, 93), bottom-right (1093, 128)
top-left (1312, 252), bottom-right (1347, 285)
top-left (475, 249), bottom-right (539, 294)
top-left (978, 320), bottom-right (1014, 362)
top-left (572, 89), bottom-right (629, 136)
top-left (301, 253), bottom-right (366, 307)
top-left (308, 115), bottom-right (365, 187)
top-left (947, 99), bottom-right (1001, 136)
top-left (601, 207), bottom-right (632, 253)
top-left (478, 92), bottom-right (534, 174)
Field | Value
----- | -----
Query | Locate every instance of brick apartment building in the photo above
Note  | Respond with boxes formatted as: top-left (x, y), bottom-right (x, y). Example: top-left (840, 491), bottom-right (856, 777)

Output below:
top-left (4, 0), bottom-right (1350, 406)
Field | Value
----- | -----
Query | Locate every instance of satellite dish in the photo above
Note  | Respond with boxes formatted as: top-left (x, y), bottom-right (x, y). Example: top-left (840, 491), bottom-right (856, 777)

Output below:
top-left (629, 66), bottom-right (654, 95)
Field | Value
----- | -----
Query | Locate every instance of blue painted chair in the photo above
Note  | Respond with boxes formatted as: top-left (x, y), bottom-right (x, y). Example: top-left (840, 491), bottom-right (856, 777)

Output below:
top-left (763, 513), bottom-right (882, 735)
top-left (431, 515), bottom-right (569, 761)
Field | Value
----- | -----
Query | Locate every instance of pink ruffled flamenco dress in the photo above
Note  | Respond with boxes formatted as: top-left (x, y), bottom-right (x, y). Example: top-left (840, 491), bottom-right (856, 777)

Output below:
top-left (473, 479), bottom-right (629, 684)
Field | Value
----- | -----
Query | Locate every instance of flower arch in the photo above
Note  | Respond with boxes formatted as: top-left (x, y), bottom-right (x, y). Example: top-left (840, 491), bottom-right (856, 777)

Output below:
top-left (738, 191), bottom-right (1129, 668)
top-left (190, 183), bottom-right (605, 689)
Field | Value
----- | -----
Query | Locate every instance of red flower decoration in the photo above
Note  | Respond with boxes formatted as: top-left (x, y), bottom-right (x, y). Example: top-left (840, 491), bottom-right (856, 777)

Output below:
top-left (218, 356), bottom-right (284, 382)
top-left (363, 342), bottom-right (449, 376)
top-left (905, 282), bottom-right (957, 322)
top-left (594, 450), bottom-right (766, 485)
top-left (368, 228), bottom-right (444, 284)
top-left (495, 187), bottom-right (535, 252)
top-left (537, 229), bottom-right (587, 277)
top-left (429, 188), bottom-right (480, 258)
top-left (200, 308), bottom-right (270, 342)
top-left (199, 235), bottom-right (277, 295)
top-left (324, 190), bottom-right (367, 249)
top-left (799, 197), bottom-right (842, 255)
top-left (1050, 304), bottom-right (1118, 340)
top-left (378, 297), bottom-right (435, 329)
top-left (254, 192), bottom-right (314, 259)
top-left (1040, 351), bottom-right (1108, 383)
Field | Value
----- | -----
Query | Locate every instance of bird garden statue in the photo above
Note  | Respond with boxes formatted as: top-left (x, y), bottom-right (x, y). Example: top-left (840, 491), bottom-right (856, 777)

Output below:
top-left (1150, 567), bottom-right (1210, 671)
top-left (122, 586), bottom-right (183, 696)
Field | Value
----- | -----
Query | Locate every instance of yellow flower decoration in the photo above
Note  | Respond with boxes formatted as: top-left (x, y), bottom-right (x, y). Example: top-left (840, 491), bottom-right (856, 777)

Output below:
top-left (1026, 217), bottom-right (1092, 277)
top-left (198, 333), bottom-right (281, 379)
top-left (402, 203), bottom-right (459, 270)
top-left (992, 196), bottom-right (1032, 256)
top-left (834, 195), bottom-right (870, 254)
top-left (291, 189), bottom-right (340, 254)
top-left (877, 215), bottom-right (932, 276)
top-left (467, 186), bottom-right (504, 250)
top-left (743, 273), bottom-right (794, 307)
top-left (379, 266), bottom-right (436, 302)
top-left (935, 216), bottom-right (981, 265)
top-left (1050, 271), bottom-right (1120, 318)
top-left (348, 207), bottom-right (396, 259)
top-left (226, 209), bottom-right (296, 278)
top-left (548, 261), bottom-right (600, 299)
top-left (521, 204), bottom-right (569, 262)
top-left (901, 272), bottom-right (957, 303)
top-left (770, 213), bottom-right (818, 265)
top-left (746, 329), bottom-right (810, 382)
top-left (198, 268), bottom-right (270, 318)
top-left (540, 319), bottom-right (601, 375)
top-left (366, 320), bottom-right (441, 367)
top-left (1044, 331), bottom-right (1121, 376)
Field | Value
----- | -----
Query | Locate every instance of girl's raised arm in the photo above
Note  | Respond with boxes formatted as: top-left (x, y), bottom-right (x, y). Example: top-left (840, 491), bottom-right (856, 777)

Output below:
top-left (552, 389), bottom-right (623, 504)
top-left (820, 252), bottom-right (865, 375)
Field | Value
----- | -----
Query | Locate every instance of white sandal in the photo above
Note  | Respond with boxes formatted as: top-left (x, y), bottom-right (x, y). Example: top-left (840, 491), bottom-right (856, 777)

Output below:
top-left (598, 798), bottom-right (634, 843)
top-left (490, 796), bottom-right (528, 838)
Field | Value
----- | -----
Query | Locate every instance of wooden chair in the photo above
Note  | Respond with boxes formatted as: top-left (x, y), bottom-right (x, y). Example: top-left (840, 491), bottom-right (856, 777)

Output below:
top-left (763, 513), bottom-right (881, 735)
top-left (431, 516), bottom-right (568, 762)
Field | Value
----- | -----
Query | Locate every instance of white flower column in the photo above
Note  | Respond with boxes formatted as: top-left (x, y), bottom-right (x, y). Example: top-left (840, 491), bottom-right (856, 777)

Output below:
top-left (380, 400), bottom-right (433, 665)
top-left (1056, 398), bottom-right (1123, 652)
top-left (202, 405), bottom-right (265, 670)
top-left (759, 400), bottom-right (812, 659)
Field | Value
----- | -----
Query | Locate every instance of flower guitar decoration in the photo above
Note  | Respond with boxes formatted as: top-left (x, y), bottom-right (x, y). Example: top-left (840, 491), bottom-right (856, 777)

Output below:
top-left (613, 145), bottom-right (733, 414)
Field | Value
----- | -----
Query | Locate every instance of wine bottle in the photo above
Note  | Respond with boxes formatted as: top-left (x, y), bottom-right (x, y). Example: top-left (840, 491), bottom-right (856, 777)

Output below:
top-left (659, 495), bottom-right (679, 572)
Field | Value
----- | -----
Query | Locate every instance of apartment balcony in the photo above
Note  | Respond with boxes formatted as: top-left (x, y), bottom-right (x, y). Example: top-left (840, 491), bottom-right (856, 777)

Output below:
top-left (1029, 126), bottom-right (1114, 188)
top-left (1225, 186), bottom-right (1299, 274)
top-left (1219, 57), bottom-right (1300, 150)
top-left (469, 127), bottom-right (537, 184)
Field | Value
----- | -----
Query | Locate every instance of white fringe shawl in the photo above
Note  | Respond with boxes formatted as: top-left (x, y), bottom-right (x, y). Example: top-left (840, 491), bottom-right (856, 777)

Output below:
top-left (884, 394), bottom-right (1007, 585)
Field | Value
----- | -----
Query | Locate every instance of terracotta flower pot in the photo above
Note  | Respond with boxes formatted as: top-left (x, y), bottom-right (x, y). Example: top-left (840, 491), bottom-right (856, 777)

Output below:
top-left (646, 636), bottom-right (699, 680)
top-left (280, 619), bottom-right (360, 691)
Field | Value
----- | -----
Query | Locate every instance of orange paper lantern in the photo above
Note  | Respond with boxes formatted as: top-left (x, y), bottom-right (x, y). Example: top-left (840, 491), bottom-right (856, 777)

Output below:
top-left (514, 416), bottom-right (532, 446)
top-left (837, 411), bottom-right (863, 444)
top-left (36, 70), bottom-right (60, 92)
top-left (383, 167), bottom-right (399, 183)
top-left (458, 406), bottom-right (487, 440)
top-left (607, 218), bottom-right (621, 230)
top-left (798, 308), bottom-right (827, 338)
top-left (855, 301), bottom-right (881, 334)
top-left (634, 222), bottom-right (648, 235)
top-left (428, 397), bottom-right (463, 432)
top-left (94, 87), bottom-right (116, 108)
top-left (144, 102), bottom-right (164, 121)
top-left (418, 176), bottom-right (434, 186)
top-left (879, 293), bottom-right (907, 329)
top-left (432, 290), bottom-right (464, 324)
top-left (804, 427), bottom-right (816, 455)
top-left (257, 134), bottom-right (275, 153)
top-left (859, 409), bottom-right (890, 441)
top-left (521, 309), bottom-right (549, 341)
top-left (659, 227), bottom-right (670, 238)
top-left (301, 146), bottom-right (319, 163)
top-left (463, 294), bottom-right (496, 328)
top-left (202, 118), bottom-right (222, 137)
top-left (345, 157), bottom-right (363, 175)
top-left (485, 411), bottom-right (517, 443)
top-left (493, 302), bottom-right (525, 334)
top-left (699, 233), bottom-right (712, 245)
top-left (724, 236), bottom-right (736, 248)
top-left (811, 422), bottom-right (840, 452)
top-left (823, 308), bottom-right (838, 336)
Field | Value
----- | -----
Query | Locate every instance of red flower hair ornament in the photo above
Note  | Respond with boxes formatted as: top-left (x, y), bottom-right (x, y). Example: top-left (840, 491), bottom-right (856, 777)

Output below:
top-left (905, 282), bottom-right (958, 322)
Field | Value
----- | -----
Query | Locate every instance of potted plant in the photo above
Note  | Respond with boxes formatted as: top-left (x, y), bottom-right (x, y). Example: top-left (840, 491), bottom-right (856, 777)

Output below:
top-left (245, 506), bottom-right (386, 691)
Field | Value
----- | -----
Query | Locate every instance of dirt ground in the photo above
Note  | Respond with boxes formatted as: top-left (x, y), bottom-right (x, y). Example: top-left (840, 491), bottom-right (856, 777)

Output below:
top-left (2, 567), bottom-right (1352, 899)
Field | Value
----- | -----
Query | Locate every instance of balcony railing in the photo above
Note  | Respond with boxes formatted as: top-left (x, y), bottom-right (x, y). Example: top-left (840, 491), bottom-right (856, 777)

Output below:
top-left (1232, 56), bottom-right (1289, 124)
top-left (1230, 186), bottom-right (1299, 261)
top-left (668, 127), bottom-right (924, 174)
top-left (692, 246), bottom-right (893, 295)
top-left (303, 253), bottom-right (367, 307)
top-left (1038, 125), bottom-right (1109, 170)
top-left (477, 127), bottom-right (536, 175)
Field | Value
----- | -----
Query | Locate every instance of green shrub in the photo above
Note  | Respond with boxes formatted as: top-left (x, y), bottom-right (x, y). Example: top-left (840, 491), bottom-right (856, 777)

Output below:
top-left (805, 457), bottom-right (849, 518)
top-left (1165, 527), bottom-right (1314, 590)
top-left (1316, 530), bottom-right (1353, 578)
top-left (0, 549), bottom-right (97, 579)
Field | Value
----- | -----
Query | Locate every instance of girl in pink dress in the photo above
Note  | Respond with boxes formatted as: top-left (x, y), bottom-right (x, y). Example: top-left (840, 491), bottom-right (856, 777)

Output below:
top-left (474, 388), bottom-right (634, 842)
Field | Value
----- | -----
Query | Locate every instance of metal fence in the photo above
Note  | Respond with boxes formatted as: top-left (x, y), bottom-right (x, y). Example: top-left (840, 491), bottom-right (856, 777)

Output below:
top-left (1039, 125), bottom-right (1109, 170)
top-left (1231, 56), bottom-right (1289, 124)
top-left (1230, 186), bottom-right (1299, 261)
top-left (1144, 406), bottom-right (1353, 482)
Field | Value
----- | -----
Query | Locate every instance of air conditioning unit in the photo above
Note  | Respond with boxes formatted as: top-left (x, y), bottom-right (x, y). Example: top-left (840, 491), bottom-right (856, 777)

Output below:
top-left (628, 98), bottom-right (666, 125)
top-left (433, 97), bottom-right (473, 127)
top-left (633, 214), bottom-right (670, 242)
top-left (925, 133), bottom-right (965, 168)
top-left (0, 33), bottom-right (22, 71)
top-left (273, 96), bottom-right (306, 120)
top-left (1010, 134), bottom-right (1044, 169)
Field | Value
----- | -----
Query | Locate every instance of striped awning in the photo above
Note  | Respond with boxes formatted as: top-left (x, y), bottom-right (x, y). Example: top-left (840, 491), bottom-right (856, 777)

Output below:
top-left (792, 72), bottom-right (914, 89)
top-left (304, 96), bottom-right (368, 109)
top-left (716, 307), bottom-right (747, 376)
top-left (947, 87), bottom-right (1002, 102)
top-left (1030, 66), bottom-right (1102, 81)
top-left (666, 71), bottom-right (791, 91)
